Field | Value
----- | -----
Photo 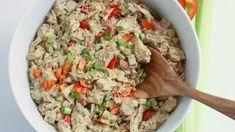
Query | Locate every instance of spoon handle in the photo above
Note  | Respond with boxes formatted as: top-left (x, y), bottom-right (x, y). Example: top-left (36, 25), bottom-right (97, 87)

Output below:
top-left (181, 83), bottom-right (235, 120)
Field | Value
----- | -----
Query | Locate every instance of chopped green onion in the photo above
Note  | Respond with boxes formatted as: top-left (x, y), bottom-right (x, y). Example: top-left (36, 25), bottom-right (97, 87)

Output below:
top-left (93, 106), bottom-right (100, 113)
top-left (139, 33), bottom-right (145, 40)
top-left (86, 54), bottom-right (93, 61)
top-left (103, 32), bottom-right (111, 41)
top-left (100, 101), bottom-right (107, 110)
top-left (94, 38), bottom-right (101, 44)
top-left (94, 61), bottom-right (101, 70)
top-left (62, 107), bottom-right (72, 115)
top-left (67, 52), bottom-right (74, 62)
top-left (47, 36), bottom-right (55, 45)
top-left (117, 39), bottom-right (127, 46)
top-left (127, 42), bottom-right (134, 49)
top-left (82, 48), bottom-right (89, 54)
top-left (116, 26), bottom-right (124, 33)
top-left (145, 99), bottom-right (157, 107)
top-left (69, 92), bottom-right (81, 100)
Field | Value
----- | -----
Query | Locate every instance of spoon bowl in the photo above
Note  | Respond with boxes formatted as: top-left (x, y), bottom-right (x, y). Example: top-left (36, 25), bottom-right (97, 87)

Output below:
top-left (135, 46), bottom-right (235, 120)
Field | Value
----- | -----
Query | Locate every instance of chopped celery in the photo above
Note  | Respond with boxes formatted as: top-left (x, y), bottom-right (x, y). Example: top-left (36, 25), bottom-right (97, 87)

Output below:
top-left (117, 39), bottom-right (127, 46)
top-left (47, 36), bottom-right (55, 45)
top-left (94, 61), bottom-right (101, 70)
top-left (116, 26), bottom-right (124, 33)
top-left (139, 33), bottom-right (145, 40)
top-left (62, 107), bottom-right (72, 115)
top-left (145, 98), bottom-right (157, 107)
top-left (127, 42), bottom-right (134, 49)
top-left (67, 52), bottom-right (73, 62)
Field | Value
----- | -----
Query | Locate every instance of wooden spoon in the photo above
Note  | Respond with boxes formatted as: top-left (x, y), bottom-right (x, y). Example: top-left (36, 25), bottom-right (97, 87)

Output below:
top-left (135, 46), bottom-right (235, 120)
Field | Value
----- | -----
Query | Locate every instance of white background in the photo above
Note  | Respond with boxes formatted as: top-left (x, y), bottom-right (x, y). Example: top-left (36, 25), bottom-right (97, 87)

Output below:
top-left (0, 0), bottom-right (234, 131)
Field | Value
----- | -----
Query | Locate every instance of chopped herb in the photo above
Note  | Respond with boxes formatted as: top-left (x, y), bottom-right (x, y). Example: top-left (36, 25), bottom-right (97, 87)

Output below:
top-left (93, 106), bottom-right (100, 113)
top-left (116, 26), bottom-right (123, 33)
top-left (69, 92), bottom-right (81, 100)
top-left (139, 33), bottom-right (145, 40)
top-left (86, 54), bottom-right (93, 61)
top-left (67, 52), bottom-right (74, 62)
top-left (117, 39), bottom-right (127, 46)
top-left (82, 48), bottom-right (89, 54)
top-left (60, 21), bottom-right (69, 33)
top-left (47, 36), bottom-right (55, 45)
top-left (103, 32), bottom-right (111, 40)
top-left (145, 99), bottom-right (157, 107)
top-left (94, 38), bottom-right (101, 44)
top-left (89, 68), bottom-right (97, 77)
top-left (62, 107), bottom-right (72, 115)
top-left (94, 61), bottom-right (101, 70)
top-left (127, 42), bottom-right (134, 49)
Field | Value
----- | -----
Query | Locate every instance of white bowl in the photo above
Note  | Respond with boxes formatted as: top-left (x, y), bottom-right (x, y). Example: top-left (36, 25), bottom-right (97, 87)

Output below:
top-left (8, 0), bottom-right (200, 131)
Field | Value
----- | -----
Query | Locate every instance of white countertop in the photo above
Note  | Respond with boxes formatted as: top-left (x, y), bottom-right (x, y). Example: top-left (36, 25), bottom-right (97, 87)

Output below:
top-left (0, 0), bottom-right (234, 131)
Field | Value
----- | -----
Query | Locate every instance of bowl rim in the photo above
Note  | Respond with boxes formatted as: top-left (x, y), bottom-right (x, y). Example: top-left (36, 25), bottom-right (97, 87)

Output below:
top-left (8, 0), bottom-right (201, 131)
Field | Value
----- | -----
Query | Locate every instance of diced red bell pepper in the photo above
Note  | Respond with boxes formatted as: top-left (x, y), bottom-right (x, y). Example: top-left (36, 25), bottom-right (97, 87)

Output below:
top-left (81, 4), bottom-right (89, 13)
top-left (67, 39), bottom-right (76, 46)
top-left (72, 84), bottom-right (88, 95)
top-left (80, 21), bottom-right (90, 30)
top-left (64, 115), bottom-right (71, 125)
top-left (96, 31), bottom-right (105, 39)
top-left (124, 82), bottom-right (132, 88)
top-left (54, 67), bottom-right (63, 82)
top-left (108, 3), bottom-right (119, 8)
top-left (62, 62), bottom-right (72, 76)
top-left (108, 8), bottom-right (121, 19)
top-left (122, 34), bottom-right (134, 41)
top-left (109, 103), bottom-right (120, 115)
top-left (32, 68), bottom-right (42, 78)
top-left (96, 26), bottom-right (111, 39)
top-left (79, 78), bottom-right (92, 88)
top-left (41, 80), bottom-right (56, 91)
top-left (128, 89), bottom-right (136, 97)
top-left (107, 57), bottom-right (117, 69)
top-left (140, 19), bottom-right (154, 30)
top-left (143, 108), bottom-right (157, 121)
